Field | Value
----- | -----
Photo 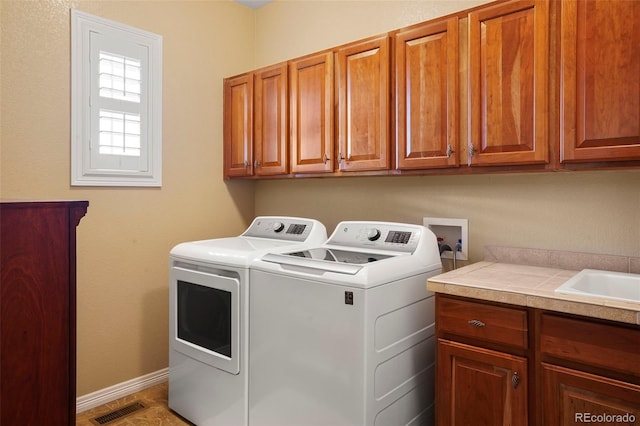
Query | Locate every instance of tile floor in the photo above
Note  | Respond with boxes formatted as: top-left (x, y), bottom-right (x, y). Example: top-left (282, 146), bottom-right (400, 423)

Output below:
top-left (76, 382), bottom-right (193, 425)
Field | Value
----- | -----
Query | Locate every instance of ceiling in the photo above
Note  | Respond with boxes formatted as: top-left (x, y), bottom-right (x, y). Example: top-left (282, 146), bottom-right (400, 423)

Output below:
top-left (235, 0), bottom-right (272, 9)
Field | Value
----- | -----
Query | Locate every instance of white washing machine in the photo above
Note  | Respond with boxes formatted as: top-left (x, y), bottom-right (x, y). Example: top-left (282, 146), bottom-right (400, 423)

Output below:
top-left (168, 217), bottom-right (327, 426)
top-left (249, 221), bottom-right (442, 426)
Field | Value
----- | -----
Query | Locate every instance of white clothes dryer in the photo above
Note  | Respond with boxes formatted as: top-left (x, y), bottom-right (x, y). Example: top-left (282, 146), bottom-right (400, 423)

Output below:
top-left (168, 217), bottom-right (326, 426)
top-left (249, 221), bottom-right (442, 426)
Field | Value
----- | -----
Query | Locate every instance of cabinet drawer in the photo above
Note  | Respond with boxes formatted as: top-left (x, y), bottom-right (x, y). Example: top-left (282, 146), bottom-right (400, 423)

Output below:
top-left (436, 296), bottom-right (528, 349)
top-left (540, 313), bottom-right (640, 378)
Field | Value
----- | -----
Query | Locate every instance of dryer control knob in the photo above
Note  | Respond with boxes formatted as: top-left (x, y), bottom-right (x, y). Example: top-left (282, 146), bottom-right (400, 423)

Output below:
top-left (272, 222), bottom-right (285, 233)
top-left (367, 228), bottom-right (381, 241)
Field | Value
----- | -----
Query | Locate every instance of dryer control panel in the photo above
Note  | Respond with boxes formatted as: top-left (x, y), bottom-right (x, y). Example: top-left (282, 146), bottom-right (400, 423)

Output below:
top-left (327, 221), bottom-right (425, 253)
top-left (242, 216), bottom-right (326, 242)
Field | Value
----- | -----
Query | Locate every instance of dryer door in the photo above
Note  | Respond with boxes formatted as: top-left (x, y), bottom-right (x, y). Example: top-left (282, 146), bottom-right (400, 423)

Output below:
top-left (170, 266), bottom-right (240, 374)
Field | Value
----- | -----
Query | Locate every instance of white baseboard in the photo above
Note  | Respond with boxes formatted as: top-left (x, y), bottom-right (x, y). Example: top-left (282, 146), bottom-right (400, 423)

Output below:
top-left (76, 368), bottom-right (169, 413)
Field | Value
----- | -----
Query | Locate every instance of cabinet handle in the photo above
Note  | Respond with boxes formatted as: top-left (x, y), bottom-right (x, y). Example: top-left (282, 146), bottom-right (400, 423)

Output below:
top-left (254, 160), bottom-right (261, 169)
top-left (446, 144), bottom-right (454, 158)
top-left (244, 160), bottom-right (249, 168)
top-left (322, 153), bottom-right (330, 164)
top-left (467, 144), bottom-right (477, 166)
top-left (467, 319), bottom-right (485, 327)
top-left (339, 153), bottom-right (346, 163)
top-left (512, 372), bottom-right (520, 389)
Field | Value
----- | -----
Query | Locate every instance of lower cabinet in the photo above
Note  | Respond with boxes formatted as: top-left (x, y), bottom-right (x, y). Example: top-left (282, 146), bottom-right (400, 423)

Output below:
top-left (539, 312), bottom-right (640, 426)
top-left (435, 294), bottom-right (530, 425)
top-left (435, 294), bottom-right (640, 426)
top-left (437, 339), bottom-right (528, 426)
top-left (541, 363), bottom-right (640, 426)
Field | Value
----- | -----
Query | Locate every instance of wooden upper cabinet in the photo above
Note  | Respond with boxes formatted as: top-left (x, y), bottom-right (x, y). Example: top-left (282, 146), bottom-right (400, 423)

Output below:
top-left (395, 18), bottom-right (459, 170)
top-left (223, 73), bottom-right (253, 178)
top-left (336, 35), bottom-right (390, 172)
top-left (290, 51), bottom-right (334, 174)
top-left (255, 63), bottom-right (289, 176)
top-left (223, 0), bottom-right (639, 179)
top-left (468, 0), bottom-right (549, 166)
top-left (560, 0), bottom-right (640, 163)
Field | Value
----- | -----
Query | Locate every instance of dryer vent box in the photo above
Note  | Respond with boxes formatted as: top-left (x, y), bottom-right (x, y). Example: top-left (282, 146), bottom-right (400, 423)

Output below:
top-left (423, 217), bottom-right (468, 261)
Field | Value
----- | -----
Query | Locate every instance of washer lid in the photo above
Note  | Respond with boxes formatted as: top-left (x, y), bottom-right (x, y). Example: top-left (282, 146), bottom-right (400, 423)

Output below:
top-left (294, 247), bottom-right (393, 264)
top-left (261, 248), bottom-right (398, 275)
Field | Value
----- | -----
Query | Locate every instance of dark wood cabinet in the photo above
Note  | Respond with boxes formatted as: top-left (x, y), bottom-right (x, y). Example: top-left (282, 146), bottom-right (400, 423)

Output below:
top-left (559, 0), bottom-right (640, 163)
top-left (435, 294), bottom-right (640, 426)
top-left (435, 295), bottom-right (529, 425)
top-left (1, 200), bottom-right (88, 426)
top-left (438, 339), bottom-right (528, 426)
top-left (539, 312), bottom-right (640, 426)
top-left (541, 364), bottom-right (640, 426)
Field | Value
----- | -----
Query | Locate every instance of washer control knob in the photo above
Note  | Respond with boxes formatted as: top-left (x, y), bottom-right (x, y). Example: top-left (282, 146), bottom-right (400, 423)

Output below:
top-left (272, 222), bottom-right (285, 233)
top-left (367, 228), bottom-right (381, 241)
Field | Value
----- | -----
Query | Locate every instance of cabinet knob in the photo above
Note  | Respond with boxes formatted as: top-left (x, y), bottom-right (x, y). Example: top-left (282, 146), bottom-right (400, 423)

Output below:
top-left (446, 144), bottom-right (454, 158)
top-left (337, 153), bottom-right (346, 169)
top-left (322, 154), bottom-right (330, 164)
top-left (467, 144), bottom-right (477, 166)
top-left (468, 319), bottom-right (485, 327)
top-left (512, 372), bottom-right (520, 389)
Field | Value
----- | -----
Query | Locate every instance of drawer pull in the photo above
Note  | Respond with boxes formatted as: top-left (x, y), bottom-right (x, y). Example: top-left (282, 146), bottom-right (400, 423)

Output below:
top-left (512, 372), bottom-right (520, 389)
top-left (468, 319), bottom-right (486, 327)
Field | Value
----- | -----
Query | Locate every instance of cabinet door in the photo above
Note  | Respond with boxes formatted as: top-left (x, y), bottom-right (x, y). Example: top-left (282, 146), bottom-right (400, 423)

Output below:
top-left (336, 35), bottom-right (390, 172)
top-left (255, 63), bottom-right (288, 176)
top-left (395, 18), bottom-right (459, 170)
top-left (437, 339), bottom-right (528, 426)
top-left (560, 0), bottom-right (640, 163)
top-left (290, 52), bottom-right (334, 174)
top-left (223, 73), bottom-right (253, 178)
top-left (468, 0), bottom-right (549, 166)
top-left (541, 363), bottom-right (640, 426)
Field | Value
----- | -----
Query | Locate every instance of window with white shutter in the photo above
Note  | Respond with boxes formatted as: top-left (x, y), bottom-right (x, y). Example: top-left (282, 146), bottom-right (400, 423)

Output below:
top-left (71, 10), bottom-right (162, 186)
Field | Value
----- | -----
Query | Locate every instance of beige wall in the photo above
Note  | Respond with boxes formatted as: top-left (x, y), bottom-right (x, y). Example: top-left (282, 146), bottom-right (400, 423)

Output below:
top-left (254, 0), bottom-right (491, 65)
top-left (255, 171), bottom-right (640, 260)
top-left (252, 0), bottom-right (640, 259)
top-left (1, 0), bottom-right (256, 395)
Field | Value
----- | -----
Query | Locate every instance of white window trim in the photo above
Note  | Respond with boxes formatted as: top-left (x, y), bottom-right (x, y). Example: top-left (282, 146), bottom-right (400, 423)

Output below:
top-left (71, 9), bottom-right (162, 187)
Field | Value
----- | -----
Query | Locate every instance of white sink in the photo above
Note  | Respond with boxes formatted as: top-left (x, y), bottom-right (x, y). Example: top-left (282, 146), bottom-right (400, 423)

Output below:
top-left (555, 269), bottom-right (640, 303)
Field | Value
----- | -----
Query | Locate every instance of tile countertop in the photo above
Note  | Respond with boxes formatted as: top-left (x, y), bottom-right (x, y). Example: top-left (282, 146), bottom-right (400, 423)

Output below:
top-left (427, 261), bottom-right (640, 326)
